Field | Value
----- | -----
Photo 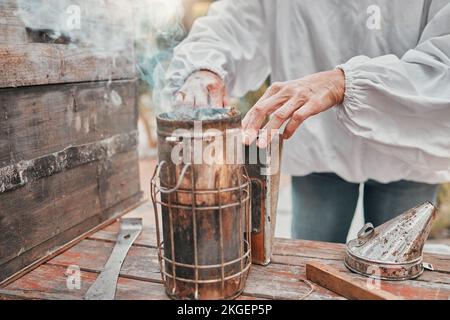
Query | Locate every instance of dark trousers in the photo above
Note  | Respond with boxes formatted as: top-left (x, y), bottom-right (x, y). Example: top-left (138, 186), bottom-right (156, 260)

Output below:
top-left (291, 173), bottom-right (438, 243)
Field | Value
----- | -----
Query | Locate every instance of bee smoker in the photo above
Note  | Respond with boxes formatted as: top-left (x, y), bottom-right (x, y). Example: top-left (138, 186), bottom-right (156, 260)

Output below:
top-left (151, 108), bottom-right (252, 300)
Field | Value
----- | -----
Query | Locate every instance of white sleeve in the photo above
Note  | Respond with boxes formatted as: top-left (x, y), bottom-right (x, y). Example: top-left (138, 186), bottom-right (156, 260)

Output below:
top-left (336, 3), bottom-right (450, 171)
top-left (165, 0), bottom-right (270, 98)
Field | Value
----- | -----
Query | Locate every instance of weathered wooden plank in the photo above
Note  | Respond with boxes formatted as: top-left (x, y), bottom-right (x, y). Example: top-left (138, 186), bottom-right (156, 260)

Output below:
top-left (70, 203), bottom-right (450, 300)
top-left (0, 131), bottom-right (137, 193)
top-left (0, 150), bottom-right (141, 277)
top-left (245, 263), bottom-right (343, 300)
top-left (0, 79), bottom-right (137, 168)
top-left (1, 198), bottom-right (144, 288)
top-left (5, 205), bottom-right (448, 300)
top-left (6, 234), bottom-right (449, 300)
top-left (89, 219), bottom-right (450, 284)
top-left (0, 263), bottom-right (264, 300)
top-left (0, 0), bottom-right (135, 87)
top-left (96, 149), bottom-right (141, 210)
top-left (272, 255), bottom-right (450, 299)
top-left (90, 224), bottom-right (342, 257)
top-left (256, 258), bottom-right (450, 299)
top-left (306, 262), bottom-right (402, 300)
top-left (48, 238), bottom-right (162, 282)
top-left (0, 0), bottom-right (131, 45)
top-left (0, 161), bottom-right (100, 264)
top-left (0, 193), bottom-right (142, 286)
top-left (273, 238), bottom-right (345, 261)
top-left (0, 192), bottom-right (142, 286)
top-left (45, 238), bottom-right (342, 300)
top-left (0, 44), bottom-right (135, 88)
top-left (2, 264), bottom-right (168, 300)
top-left (423, 252), bottom-right (450, 274)
top-left (0, 289), bottom-right (77, 300)
top-left (88, 218), bottom-right (450, 296)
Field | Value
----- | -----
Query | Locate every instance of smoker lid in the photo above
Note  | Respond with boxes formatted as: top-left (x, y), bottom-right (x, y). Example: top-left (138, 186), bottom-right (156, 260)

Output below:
top-left (344, 202), bottom-right (437, 280)
top-left (156, 107), bottom-right (241, 134)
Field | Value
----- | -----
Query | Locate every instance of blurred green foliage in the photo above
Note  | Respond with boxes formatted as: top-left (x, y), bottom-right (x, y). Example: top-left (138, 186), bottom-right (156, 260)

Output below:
top-left (433, 183), bottom-right (450, 237)
top-left (438, 183), bottom-right (450, 204)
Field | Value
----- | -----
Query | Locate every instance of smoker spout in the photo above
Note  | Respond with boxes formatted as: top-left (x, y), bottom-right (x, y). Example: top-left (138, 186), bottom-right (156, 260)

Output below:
top-left (345, 202), bottom-right (437, 280)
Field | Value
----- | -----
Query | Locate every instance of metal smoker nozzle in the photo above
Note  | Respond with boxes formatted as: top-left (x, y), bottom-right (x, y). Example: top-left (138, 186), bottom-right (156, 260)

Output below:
top-left (345, 202), bottom-right (437, 280)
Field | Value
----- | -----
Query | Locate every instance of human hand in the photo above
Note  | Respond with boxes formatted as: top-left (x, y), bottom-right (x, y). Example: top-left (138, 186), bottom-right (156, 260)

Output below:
top-left (242, 69), bottom-right (345, 147)
top-left (175, 70), bottom-right (229, 108)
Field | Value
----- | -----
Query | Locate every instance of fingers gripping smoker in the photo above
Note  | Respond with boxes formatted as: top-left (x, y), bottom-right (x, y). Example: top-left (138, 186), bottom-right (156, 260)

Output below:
top-left (151, 109), bottom-right (252, 300)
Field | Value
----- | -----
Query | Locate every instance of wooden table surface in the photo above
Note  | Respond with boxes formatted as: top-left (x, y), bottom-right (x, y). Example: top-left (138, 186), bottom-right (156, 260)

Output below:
top-left (1, 202), bottom-right (450, 300)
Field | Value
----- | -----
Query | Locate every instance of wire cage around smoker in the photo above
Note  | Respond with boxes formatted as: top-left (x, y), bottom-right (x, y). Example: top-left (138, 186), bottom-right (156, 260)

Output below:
top-left (151, 161), bottom-right (252, 300)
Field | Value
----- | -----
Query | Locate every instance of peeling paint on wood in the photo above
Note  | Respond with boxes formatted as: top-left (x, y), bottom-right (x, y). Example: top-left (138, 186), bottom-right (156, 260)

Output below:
top-left (0, 131), bottom-right (137, 193)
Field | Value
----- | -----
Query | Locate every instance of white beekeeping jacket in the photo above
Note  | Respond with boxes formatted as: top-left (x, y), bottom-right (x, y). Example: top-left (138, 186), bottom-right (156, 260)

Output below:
top-left (165, 0), bottom-right (450, 184)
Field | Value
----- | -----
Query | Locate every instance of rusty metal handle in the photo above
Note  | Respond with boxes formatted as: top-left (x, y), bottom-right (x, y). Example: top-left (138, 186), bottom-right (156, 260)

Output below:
top-left (151, 161), bottom-right (191, 194)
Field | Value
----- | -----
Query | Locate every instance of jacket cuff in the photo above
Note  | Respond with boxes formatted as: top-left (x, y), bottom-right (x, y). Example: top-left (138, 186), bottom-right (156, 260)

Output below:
top-left (335, 56), bottom-right (371, 122)
top-left (165, 64), bottom-right (227, 97)
top-left (335, 62), bottom-right (358, 109)
top-left (184, 65), bottom-right (227, 83)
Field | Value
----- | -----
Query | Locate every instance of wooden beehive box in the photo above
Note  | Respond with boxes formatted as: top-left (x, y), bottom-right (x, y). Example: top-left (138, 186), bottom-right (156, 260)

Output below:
top-left (0, 0), bottom-right (141, 283)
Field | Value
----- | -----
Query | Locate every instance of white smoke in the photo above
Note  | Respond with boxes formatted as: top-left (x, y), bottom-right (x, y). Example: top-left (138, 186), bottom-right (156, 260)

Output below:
top-left (15, 0), bottom-right (185, 112)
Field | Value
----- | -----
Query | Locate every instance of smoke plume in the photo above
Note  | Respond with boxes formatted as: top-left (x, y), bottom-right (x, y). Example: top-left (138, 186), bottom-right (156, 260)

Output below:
top-left (16, 0), bottom-right (185, 113)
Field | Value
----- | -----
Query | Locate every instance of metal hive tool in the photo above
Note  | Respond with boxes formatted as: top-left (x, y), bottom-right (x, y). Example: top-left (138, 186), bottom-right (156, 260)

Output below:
top-left (345, 202), bottom-right (438, 280)
top-left (85, 218), bottom-right (143, 300)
